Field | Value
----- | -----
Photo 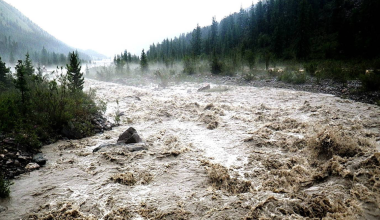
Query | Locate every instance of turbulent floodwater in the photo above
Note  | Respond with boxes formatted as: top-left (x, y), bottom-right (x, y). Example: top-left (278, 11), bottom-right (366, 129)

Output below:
top-left (1, 78), bottom-right (379, 219)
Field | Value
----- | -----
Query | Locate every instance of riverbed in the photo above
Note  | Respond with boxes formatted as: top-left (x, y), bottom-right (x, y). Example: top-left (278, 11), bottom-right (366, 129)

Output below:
top-left (1, 78), bottom-right (379, 219)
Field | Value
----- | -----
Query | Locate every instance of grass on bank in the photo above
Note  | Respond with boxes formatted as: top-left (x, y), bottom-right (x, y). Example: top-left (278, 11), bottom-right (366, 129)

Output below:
top-left (0, 173), bottom-right (11, 198)
top-left (88, 57), bottom-right (380, 95)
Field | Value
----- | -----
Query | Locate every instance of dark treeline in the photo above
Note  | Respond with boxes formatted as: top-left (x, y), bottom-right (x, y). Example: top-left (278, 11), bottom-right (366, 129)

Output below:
top-left (112, 49), bottom-right (140, 73)
top-left (0, 37), bottom-right (67, 66)
top-left (113, 49), bottom-right (140, 65)
top-left (146, 0), bottom-right (380, 63)
top-left (0, 36), bottom-right (89, 66)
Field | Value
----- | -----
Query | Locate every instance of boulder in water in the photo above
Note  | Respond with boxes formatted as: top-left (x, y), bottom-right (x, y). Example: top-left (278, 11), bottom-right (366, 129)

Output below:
top-left (25, 163), bottom-right (40, 170)
top-left (117, 127), bottom-right (142, 144)
top-left (0, 205), bottom-right (7, 213)
top-left (33, 153), bottom-right (47, 166)
top-left (197, 84), bottom-right (210, 92)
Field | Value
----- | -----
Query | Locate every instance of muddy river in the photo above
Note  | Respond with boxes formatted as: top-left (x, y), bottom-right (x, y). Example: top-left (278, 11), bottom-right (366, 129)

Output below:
top-left (1, 78), bottom-right (379, 219)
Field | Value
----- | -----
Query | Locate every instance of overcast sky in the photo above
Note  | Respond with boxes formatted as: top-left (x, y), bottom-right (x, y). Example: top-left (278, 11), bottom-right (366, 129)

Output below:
top-left (5, 0), bottom-right (258, 57)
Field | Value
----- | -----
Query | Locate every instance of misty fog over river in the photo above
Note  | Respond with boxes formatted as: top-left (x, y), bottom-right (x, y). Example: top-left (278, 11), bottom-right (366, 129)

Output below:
top-left (1, 78), bottom-right (379, 219)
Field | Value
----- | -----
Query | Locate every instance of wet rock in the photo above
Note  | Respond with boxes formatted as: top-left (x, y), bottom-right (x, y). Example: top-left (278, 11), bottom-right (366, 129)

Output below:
top-left (33, 153), bottom-right (47, 166)
top-left (127, 144), bottom-right (148, 152)
top-left (0, 205), bottom-right (7, 213)
top-left (3, 138), bottom-right (15, 145)
top-left (25, 163), bottom-right (40, 170)
top-left (17, 155), bottom-right (32, 162)
top-left (93, 143), bottom-right (115, 152)
top-left (5, 159), bottom-right (13, 165)
top-left (93, 143), bottom-right (147, 153)
top-left (204, 103), bottom-right (214, 110)
top-left (104, 122), bottom-right (113, 131)
top-left (117, 127), bottom-right (142, 144)
top-left (197, 84), bottom-right (210, 92)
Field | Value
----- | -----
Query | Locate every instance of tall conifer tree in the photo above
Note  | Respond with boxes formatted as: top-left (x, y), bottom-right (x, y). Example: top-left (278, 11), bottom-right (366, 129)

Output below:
top-left (0, 57), bottom-right (10, 84)
top-left (140, 49), bottom-right (148, 72)
top-left (66, 51), bottom-right (84, 92)
top-left (24, 53), bottom-right (34, 76)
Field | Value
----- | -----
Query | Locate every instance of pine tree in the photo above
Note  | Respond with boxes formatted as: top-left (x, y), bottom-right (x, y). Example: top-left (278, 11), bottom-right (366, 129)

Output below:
top-left (210, 17), bottom-right (218, 53)
top-left (127, 52), bottom-right (132, 63)
top-left (14, 60), bottom-right (28, 105)
top-left (0, 56), bottom-right (11, 85)
top-left (191, 24), bottom-right (202, 57)
top-left (296, 0), bottom-right (311, 60)
top-left (66, 51), bottom-right (84, 92)
top-left (41, 47), bottom-right (48, 65)
top-left (0, 57), bottom-right (10, 81)
top-left (122, 50), bottom-right (128, 63)
top-left (140, 49), bottom-right (148, 72)
top-left (24, 53), bottom-right (34, 76)
top-left (210, 50), bottom-right (222, 75)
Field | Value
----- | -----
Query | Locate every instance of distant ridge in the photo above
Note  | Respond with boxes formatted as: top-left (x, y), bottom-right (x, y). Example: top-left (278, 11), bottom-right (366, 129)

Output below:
top-left (0, 0), bottom-right (106, 63)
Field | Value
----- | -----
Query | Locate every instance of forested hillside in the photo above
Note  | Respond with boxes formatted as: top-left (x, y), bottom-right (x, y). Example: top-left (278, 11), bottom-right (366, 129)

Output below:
top-left (147, 0), bottom-right (380, 63)
top-left (0, 0), bottom-right (96, 65)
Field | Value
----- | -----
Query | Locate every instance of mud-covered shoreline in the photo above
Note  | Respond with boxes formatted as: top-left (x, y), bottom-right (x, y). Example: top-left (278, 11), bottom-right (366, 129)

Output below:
top-left (110, 73), bottom-right (380, 105)
top-left (187, 74), bottom-right (380, 105)
top-left (1, 78), bottom-right (379, 219)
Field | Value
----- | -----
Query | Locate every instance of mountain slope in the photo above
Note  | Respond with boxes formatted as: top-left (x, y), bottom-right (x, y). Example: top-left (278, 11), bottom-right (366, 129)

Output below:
top-left (0, 0), bottom-right (105, 63)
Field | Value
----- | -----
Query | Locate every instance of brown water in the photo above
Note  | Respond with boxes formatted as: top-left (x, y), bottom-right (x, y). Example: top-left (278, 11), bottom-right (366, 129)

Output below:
top-left (1, 79), bottom-right (379, 219)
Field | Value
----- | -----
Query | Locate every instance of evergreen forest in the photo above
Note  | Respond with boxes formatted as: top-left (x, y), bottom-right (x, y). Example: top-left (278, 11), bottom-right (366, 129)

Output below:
top-left (146, 0), bottom-right (379, 65)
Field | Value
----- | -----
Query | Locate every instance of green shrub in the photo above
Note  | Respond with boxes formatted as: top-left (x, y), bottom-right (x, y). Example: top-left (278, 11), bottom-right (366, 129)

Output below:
top-left (0, 90), bottom-right (20, 131)
top-left (197, 61), bottom-right (210, 74)
top-left (315, 71), bottom-right (323, 85)
top-left (319, 62), bottom-right (348, 85)
top-left (294, 72), bottom-right (307, 84)
top-left (279, 71), bottom-right (306, 84)
top-left (96, 66), bottom-right (115, 81)
top-left (360, 70), bottom-right (380, 91)
top-left (210, 56), bottom-right (222, 75)
top-left (183, 56), bottom-right (195, 75)
top-left (304, 62), bottom-right (318, 76)
top-left (279, 71), bottom-right (294, 83)
top-left (221, 61), bottom-right (236, 76)
top-left (285, 65), bottom-right (300, 72)
top-left (242, 70), bottom-right (256, 81)
top-left (268, 68), bottom-right (281, 77)
top-left (0, 173), bottom-right (11, 198)
top-left (0, 55), bottom-right (103, 149)
top-left (330, 66), bottom-right (347, 85)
